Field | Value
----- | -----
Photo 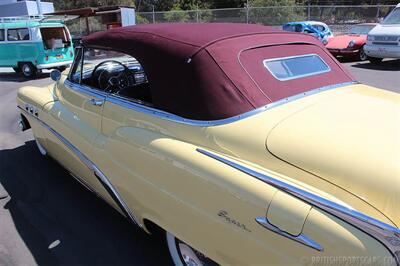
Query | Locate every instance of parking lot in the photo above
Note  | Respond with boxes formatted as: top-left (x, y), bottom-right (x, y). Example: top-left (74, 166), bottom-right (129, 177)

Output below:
top-left (0, 58), bottom-right (399, 265)
top-left (341, 59), bottom-right (400, 93)
top-left (0, 73), bottom-right (171, 264)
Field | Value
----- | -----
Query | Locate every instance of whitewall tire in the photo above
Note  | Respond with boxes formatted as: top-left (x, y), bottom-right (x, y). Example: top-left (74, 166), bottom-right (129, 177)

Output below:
top-left (166, 232), bottom-right (217, 266)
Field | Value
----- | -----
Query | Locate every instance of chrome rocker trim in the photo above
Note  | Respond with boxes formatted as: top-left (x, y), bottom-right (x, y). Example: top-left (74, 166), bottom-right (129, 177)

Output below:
top-left (65, 79), bottom-right (356, 127)
top-left (19, 106), bottom-right (142, 228)
top-left (197, 148), bottom-right (400, 263)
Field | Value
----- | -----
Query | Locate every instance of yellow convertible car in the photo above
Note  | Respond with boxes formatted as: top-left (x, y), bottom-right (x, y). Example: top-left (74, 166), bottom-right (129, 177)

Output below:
top-left (17, 23), bottom-right (399, 265)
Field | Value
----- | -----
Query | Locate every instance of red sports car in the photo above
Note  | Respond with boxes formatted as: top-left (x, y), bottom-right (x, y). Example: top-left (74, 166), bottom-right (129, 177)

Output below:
top-left (326, 23), bottom-right (377, 61)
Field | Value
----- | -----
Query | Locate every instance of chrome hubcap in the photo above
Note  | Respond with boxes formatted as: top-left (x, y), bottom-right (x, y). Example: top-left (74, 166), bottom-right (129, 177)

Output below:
top-left (178, 243), bottom-right (203, 266)
top-left (23, 65), bottom-right (31, 75)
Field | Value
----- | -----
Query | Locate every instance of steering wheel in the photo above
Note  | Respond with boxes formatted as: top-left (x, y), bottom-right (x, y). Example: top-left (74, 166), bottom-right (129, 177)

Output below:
top-left (92, 60), bottom-right (130, 92)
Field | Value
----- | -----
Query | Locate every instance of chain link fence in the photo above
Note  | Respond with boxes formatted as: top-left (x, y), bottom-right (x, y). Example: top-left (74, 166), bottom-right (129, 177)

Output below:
top-left (137, 5), bottom-right (396, 34)
top-left (66, 5), bottom-right (396, 37)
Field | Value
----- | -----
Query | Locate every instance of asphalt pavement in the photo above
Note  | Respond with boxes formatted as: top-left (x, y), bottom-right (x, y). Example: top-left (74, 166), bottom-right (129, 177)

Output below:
top-left (0, 71), bottom-right (171, 265)
top-left (341, 58), bottom-right (400, 93)
top-left (0, 59), bottom-right (399, 266)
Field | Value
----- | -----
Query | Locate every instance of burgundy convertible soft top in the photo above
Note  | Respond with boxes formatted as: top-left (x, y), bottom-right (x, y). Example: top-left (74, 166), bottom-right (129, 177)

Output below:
top-left (83, 23), bottom-right (354, 120)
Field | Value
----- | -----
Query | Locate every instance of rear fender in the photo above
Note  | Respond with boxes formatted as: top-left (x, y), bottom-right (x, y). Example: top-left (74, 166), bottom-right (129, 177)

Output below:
top-left (95, 127), bottom-right (396, 265)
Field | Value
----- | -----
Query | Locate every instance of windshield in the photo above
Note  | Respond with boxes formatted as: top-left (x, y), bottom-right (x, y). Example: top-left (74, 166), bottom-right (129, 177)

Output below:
top-left (70, 49), bottom-right (141, 82)
top-left (349, 25), bottom-right (375, 34)
top-left (382, 7), bottom-right (400, 24)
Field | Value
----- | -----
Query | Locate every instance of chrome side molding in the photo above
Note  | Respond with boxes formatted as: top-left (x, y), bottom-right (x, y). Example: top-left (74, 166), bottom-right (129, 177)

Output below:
top-left (65, 79), bottom-right (356, 127)
top-left (197, 148), bottom-right (400, 264)
top-left (18, 106), bottom-right (142, 229)
top-left (255, 217), bottom-right (323, 251)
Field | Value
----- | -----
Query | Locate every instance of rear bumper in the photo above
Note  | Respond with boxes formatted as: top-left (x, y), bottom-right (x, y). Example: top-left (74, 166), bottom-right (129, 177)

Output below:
top-left (364, 44), bottom-right (400, 58)
top-left (36, 61), bottom-right (73, 69)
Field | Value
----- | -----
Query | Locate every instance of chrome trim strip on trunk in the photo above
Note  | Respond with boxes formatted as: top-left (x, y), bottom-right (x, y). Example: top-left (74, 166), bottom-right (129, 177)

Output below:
top-left (197, 148), bottom-right (400, 264)
top-left (18, 106), bottom-right (142, 228)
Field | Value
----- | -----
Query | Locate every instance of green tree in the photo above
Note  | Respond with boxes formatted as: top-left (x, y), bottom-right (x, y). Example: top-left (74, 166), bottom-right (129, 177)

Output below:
top-left (136, 13), bottom-right (150, 23)
top-left (248, 0), bottom-right (305, 25)
top-left (163, 3), bottom-right (191, 22)
top-left (135, 0), bottom-right (176, 12)
top-left (249, 0), bottom-right (297, 6)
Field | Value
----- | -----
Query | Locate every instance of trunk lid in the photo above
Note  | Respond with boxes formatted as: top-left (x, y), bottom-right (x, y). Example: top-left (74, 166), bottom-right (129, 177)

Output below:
top-left (266, 84), bottom-right (400, 226)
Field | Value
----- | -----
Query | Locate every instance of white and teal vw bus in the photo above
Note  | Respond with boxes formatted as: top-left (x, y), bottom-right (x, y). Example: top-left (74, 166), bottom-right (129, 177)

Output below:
top-left (0, 17), bottom-right (74, 78)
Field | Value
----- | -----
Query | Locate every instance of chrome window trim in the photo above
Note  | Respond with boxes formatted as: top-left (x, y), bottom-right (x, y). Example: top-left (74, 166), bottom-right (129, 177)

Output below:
top-left (67, 47), bottom-right (83, 82)
top-left (108, 93), bottom-right (154, 108)
top-left (263, 54), bottom-right (331, 81)
top-left (104, 81), bottom-right (356, 127)
top-left (197, 148), bottom-right (400, 264)
top-left (65, 49), bottom-right (353, 127)
top-left (65, 79), bottom-right (108, 99)
top-left (18, 106), bottom-right (142, 229)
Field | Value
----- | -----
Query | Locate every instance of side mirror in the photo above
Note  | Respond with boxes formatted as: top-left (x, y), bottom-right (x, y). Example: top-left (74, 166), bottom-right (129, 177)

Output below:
top-left (50, 69), bottom-right (61, 82)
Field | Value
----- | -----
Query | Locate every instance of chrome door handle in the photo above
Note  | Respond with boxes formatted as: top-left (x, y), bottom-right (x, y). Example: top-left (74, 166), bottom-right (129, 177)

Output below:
top-left (255, 217), bottom-right (323, 251)
top-left (89, 98), bottom-right (104, 106)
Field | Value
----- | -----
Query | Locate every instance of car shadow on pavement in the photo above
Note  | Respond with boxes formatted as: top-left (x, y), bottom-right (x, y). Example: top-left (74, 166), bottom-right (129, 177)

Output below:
top-left (0, 72), bottom-right (50, 83)
top-left (349, 59), bottom-right (400, 71)
top-left (0, 140), bottom-right (171, 265)
top-left (336, 57), bottom-right (361, 63)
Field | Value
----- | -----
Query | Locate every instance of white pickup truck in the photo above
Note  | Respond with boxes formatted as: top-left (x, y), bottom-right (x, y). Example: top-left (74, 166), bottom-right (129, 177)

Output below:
top-left (364, 3), bottom-right (400, 64)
